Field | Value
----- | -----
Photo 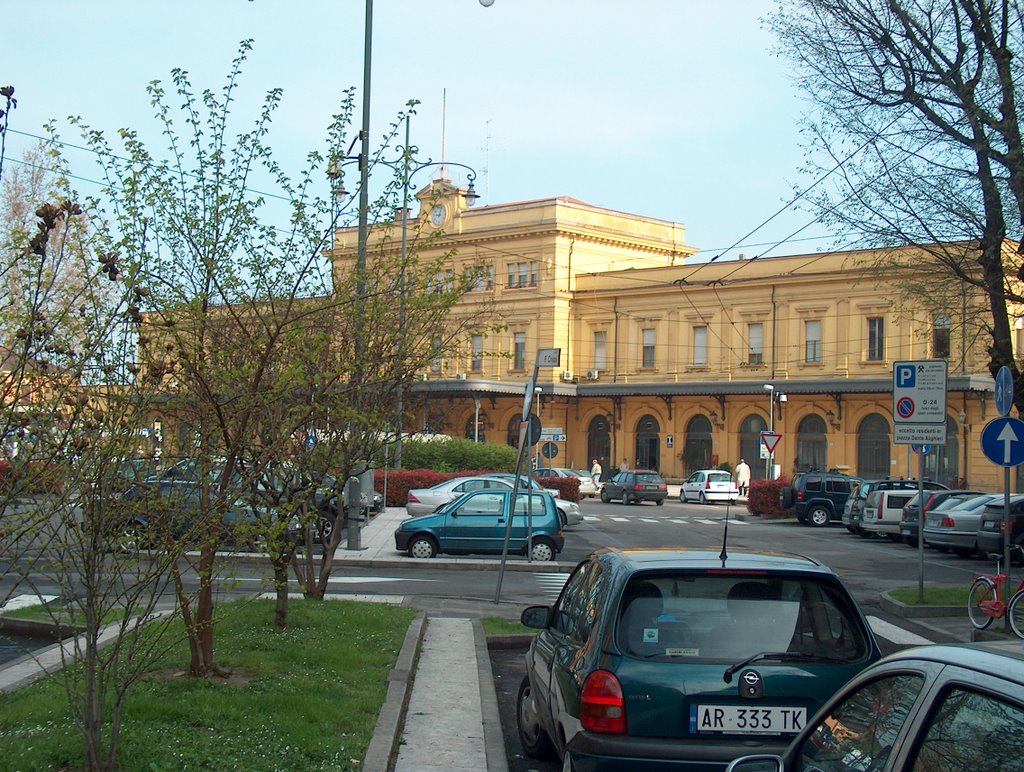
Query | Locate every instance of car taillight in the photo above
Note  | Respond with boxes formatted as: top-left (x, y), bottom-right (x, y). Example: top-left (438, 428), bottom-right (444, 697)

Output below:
top-left (796, 491), bottom-right (805, 502)
top-left (705, 480), bottom-right (712, 490)
top-left (631, 484), bottom-right (644, 491)
top-left (407, 493), bottom-right (421, 504)
top-left (580, 670), bottom-right (626, 734)
top-left (940, 517), bottom-right (955, 528)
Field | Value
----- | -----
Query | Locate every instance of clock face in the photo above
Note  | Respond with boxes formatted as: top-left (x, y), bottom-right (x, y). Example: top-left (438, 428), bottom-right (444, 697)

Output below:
top-left (431, 204), bottom-right (447, 226)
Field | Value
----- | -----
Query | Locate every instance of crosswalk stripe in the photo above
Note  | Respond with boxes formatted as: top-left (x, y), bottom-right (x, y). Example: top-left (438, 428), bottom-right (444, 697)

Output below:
top-left (867, 616), bottom-right (933, 645)
top-left (696, 518), bottom-right (718, 525)
top-left (669, 519), bottom-right (688, 524)
top-left (639, 518), bottom-right (660, 523)
top-left (610, 517), bottom-right (630, 522)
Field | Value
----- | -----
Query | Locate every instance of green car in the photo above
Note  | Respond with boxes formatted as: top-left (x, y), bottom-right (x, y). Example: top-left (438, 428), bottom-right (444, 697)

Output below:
top-left (393, 488), bottom-right (564, 560)
top-left (517, 547), bottom-right (881, 771)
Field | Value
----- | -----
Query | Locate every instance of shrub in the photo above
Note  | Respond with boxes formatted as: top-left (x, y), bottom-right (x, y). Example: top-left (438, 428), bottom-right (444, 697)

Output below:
top-left (532, 475), bottom-right (581, 502)
top-left (747, 476), bottom-right (790, 517)
top-left (395, 437), bottom-right (516, 474)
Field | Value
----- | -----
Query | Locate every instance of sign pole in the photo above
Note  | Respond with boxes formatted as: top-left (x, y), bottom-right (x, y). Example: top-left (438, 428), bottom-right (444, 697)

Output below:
top-left (1005, 465), bottom-right (1012, 632)
top-left (917, 453), bottom-right (925, 604)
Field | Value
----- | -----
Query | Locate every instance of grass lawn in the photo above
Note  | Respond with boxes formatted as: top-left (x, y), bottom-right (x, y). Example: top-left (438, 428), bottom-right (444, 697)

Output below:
top-left (0, 598), bottom-right (415, 770)
top-left (481, 616), bottom-right (532, 635)
top-left (889, 586), bottom-right (970, 606)
top-left (0, 602), bottom-right (125, 626)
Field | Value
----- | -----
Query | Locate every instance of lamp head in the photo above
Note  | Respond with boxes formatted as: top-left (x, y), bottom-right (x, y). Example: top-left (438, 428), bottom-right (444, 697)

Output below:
top-left (778, 394), bottom-right (787, 403)
top-left (762, 383), bottom-right (774, 392)
top-left (479, 0), bottom-right (495, 6)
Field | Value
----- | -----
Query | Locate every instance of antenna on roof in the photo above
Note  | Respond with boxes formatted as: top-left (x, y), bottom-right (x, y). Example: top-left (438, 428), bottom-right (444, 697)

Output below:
top-left (719, 500), bottom-right (730, 565)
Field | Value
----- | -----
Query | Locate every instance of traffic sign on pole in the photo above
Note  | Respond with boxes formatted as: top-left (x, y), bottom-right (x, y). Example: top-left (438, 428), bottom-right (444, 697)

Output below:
top-left (892, 360), bottom-right (948, 444)
top-left (760, 431), bottom-right (782, 454)
top-left (911, 444), bottom-right (931, 455)
top-left (996, 365), bottom-right (1014, 417)
top-left (981, 416), bottom-right (1024, 467)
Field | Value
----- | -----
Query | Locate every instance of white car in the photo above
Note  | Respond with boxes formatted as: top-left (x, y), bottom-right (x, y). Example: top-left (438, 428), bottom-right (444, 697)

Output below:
top-left (533, 467), bottom-right (599, 498)
top-left (680, 469), bottom-right (739, 504)
top-left (406, 475), bottom-right (582, 526)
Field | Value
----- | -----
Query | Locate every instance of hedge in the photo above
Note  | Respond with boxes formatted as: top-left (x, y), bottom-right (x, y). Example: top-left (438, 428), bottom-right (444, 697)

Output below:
top-left (746, 476), bottom-right (790, 517)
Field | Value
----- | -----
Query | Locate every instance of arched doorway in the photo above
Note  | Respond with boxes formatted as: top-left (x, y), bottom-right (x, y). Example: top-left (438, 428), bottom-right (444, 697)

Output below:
top-left (740, 414), bottom-right (768, 479)
top-left (635, 414), bottom-right (661, 471)
top-left (857, 414), bottom-right (890, 479)
top-left (587, 415), bottom-right (612, 479)
top-left (923, 415), bottom-right (959, 486)
top-left (506, 416), bottom-right (519, 448)
top-left (796, 414), bottom-right (828, 472)
top-left (682, 415), bottom-right (713, 473)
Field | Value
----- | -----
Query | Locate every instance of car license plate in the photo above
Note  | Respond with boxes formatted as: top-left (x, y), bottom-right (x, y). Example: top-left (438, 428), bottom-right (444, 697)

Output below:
top-left (691, 704), bottom-right (806, 734)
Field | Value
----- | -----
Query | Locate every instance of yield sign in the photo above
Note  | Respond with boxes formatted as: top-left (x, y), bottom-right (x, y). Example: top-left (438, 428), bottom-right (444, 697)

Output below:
top-left (760, 431), bottom-right (782, 454)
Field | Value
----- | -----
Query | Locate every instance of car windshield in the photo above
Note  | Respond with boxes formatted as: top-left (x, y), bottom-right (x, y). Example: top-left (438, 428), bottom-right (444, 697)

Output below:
top-left (616, 573), bottom-right (868, 663)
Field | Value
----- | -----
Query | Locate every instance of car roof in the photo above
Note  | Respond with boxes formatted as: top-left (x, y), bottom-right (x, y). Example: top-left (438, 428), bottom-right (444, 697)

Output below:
top-left (877, 642), bottom-right (1024, 686)
top-left (591, 546), bottom-right (833, 574)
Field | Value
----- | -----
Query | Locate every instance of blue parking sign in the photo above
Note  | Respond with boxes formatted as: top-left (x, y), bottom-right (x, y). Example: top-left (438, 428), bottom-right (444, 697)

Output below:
top-left (895, 364), bottom-right (916, 388)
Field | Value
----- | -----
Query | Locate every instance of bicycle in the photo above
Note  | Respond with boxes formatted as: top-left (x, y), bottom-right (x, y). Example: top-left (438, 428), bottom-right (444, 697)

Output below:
top-left (967, 544), bottom-right (1024, 638)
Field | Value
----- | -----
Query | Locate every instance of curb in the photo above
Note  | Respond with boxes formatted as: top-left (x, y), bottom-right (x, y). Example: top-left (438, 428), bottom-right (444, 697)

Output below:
top-left (363, 611), bottom-right (426, 772)
top-left (474, 620), bottom-right (510, 772)
top-left (880, 590), bottom-right (963, 619)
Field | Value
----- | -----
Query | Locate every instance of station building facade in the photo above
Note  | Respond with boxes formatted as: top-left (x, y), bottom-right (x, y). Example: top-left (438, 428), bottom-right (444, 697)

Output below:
top-left (330, 181), bottom-right (1017, 489)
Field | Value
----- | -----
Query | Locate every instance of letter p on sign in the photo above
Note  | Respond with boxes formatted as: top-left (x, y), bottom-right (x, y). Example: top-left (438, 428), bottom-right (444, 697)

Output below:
top-left (896, 365), bottom-right (916, 388)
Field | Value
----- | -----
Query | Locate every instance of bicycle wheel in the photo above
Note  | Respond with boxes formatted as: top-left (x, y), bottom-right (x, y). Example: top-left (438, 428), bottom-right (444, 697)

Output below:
top-left (1008, 588), bottom-right (1024, 639)
top-left (968, 577), bottom-right (997, 630)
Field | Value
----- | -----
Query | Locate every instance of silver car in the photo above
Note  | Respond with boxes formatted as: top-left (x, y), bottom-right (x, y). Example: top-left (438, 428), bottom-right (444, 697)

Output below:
top-left (923, 493), bottom-right (999, 557)
top-left (534, 467), bottom-right (599, 498)
top-left (406, 475), bottom-right (582, 526)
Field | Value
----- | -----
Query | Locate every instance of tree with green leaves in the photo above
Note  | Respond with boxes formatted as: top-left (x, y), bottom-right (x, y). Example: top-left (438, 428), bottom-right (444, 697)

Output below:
top-left (771, 0), bottom-right (1024, 408)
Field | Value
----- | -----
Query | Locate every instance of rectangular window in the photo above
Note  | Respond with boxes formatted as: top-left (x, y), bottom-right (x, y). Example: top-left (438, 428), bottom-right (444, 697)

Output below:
top-left (431, 270), bottom-right (454, 294)
top-left (867, 317), bottom-right (885, 361)
top-left (594, 331), bottom-right (607, 371)
top-left (431, 336), bottom-right (442, 372)
top-left (469, 265), bottom-right (493, 292)
top-left (642, 328), bottom-right (656, 368)
top-left (932, 314), bottom-right (951, 359)
top-left (506, 261), bottom-right (537, 288)
top-left (693, 326), bottom-right (708, 366)
top-left (805, 320), bottom-right (822, 363)
top-left (513, 332), bottom-right (526, 370)
top-left (471, 335), bottom-right (483, 371)
top-left (748, 323), bottom-right (763, 365)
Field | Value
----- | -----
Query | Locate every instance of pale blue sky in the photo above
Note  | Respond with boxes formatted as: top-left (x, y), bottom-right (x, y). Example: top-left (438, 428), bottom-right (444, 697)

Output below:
top-left (3, 0), bottom-right (841, 259)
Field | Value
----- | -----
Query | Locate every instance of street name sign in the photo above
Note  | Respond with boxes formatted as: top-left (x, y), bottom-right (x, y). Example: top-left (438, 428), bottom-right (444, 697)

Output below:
top-left (981, 416), bottom-right (1024, 467)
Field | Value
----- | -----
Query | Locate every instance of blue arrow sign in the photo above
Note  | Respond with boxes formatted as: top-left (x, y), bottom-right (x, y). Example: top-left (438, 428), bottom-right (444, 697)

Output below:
top-left (996, 365), bottom-right (1014, 417)
top-left (981, 416), bottom-right (1024, 467)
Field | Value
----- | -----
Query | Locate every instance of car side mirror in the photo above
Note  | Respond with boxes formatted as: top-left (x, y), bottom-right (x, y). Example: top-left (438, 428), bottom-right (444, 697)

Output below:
top-left (521, 605), bottom-right (552, 629)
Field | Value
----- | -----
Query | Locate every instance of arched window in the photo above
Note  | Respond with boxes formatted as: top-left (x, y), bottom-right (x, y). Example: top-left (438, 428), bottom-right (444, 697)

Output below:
top-left (586, 415), bottom-right (612, 478)
top-left (740, 414), bottom-right (768, 479)
top-left (506, 416), bottom-right (519, 448)
top-left (635, 414), bottom-right (661, 471)
top-left (857, 414), bottom-right (890, 480)
top-left (923, 415), bottom-right (960, 486)
top-left (683, 415), bottom-right (713, 474)
top-left (796, 414), bottom-right (828, 472)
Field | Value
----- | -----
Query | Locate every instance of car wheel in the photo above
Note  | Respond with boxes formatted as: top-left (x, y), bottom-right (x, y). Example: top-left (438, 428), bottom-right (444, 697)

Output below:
top-left (655, 498), bottom-right (664, 506)
top-left (408, 535), bottom-right (438, 559)
top-left (529, 539), bottom-right (556, 562)
top-left (517, 676), bottom-right (557, 760)
top-left (698, 491), bottom-right (707, 505)
top-left (622, 492), bottom-right (631, 505)
top-left (248, 534), bottom-right (269, 553)
top-left (679, 489), bottom-right (687, 503)
top-left (318, 515), bottom-right (335, 545)
top-left (115, 523), bottom-right (145, 553)
top-left (808, 506), bottom-right (831, 527)
top-left (600, 488), bottom-right (610, 503)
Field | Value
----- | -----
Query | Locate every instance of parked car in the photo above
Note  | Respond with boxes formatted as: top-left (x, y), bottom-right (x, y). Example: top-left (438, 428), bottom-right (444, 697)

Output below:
top-left (534, 467), bottom-right (598, 498)
top-left (393, 489), bottom-right (564, 560)
top-left (862, 480), bottom-right (949, 540)
top-left (923, 493), bottom-right (1000, 557)
top-left (780, 471), bottom-right (860, 527)
top-left (843, 478), bottom-right (946, 536)
top-left (680, 469), bottom-right (739, 504)
top-left (516, 547), bottom-right (881, 770)
top-left (599, 469), bottom-right (668, 505)
top-left (976, 494), bottom-right (1024, 558)
top-left (726, 641), bottom-right (1024, 772)
top-left (406, 475), bottom-right (579, 526)
top-left (898, 489), bottom-right (984, 545)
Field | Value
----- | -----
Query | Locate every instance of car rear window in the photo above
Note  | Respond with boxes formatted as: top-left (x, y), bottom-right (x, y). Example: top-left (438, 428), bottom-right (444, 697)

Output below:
top-left (707, 472), bottom-right (732, 483)
top-left (826, 479), bottom-right (850, 493)
top-left (616, 574), bottom-right (869, 662)
top-left (636, 473), bottom-right (664, 485)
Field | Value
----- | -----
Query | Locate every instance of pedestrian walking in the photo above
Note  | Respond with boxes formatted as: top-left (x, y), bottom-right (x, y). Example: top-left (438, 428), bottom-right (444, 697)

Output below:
top-left (590, 458), bottom-right (603, 482)
top-left (735, 458), bottom-right (751, 497)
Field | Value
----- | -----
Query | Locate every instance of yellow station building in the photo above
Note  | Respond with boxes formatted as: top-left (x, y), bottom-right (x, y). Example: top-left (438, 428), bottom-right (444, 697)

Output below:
top-left (331, 180), bottom-right (1021, 489)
